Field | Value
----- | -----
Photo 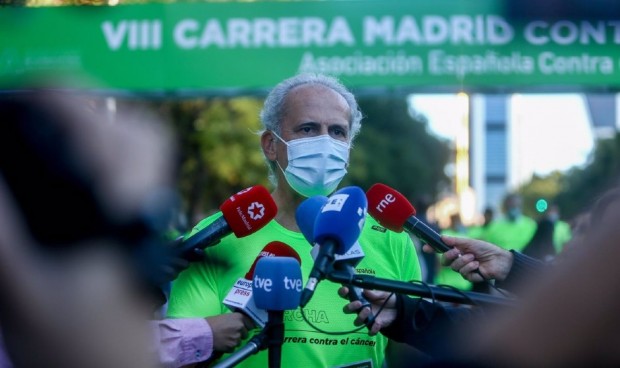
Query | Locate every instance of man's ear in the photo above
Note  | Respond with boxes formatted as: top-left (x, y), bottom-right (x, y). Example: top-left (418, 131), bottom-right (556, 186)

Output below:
top-left (261, 131), bottom-right (277, 161)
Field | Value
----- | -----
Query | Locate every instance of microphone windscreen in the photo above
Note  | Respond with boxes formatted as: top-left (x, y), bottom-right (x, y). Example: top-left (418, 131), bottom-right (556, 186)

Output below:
top-left (366, 183), bottom-right (416, 232)
top-left (220, 185), bottom-right (277, 237)
top-left (313, 186), bottom-right (367, 255)
top-left (295, 195), bottom-right (329, 244)
top-left (245, 241), bottom-right (301, 279)
top-left (253, 257), bottom-right (302, 311)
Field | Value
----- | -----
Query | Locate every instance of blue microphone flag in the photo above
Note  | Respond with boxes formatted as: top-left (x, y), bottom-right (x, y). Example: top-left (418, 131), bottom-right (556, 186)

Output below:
top-left (313, 186), bottom-right (367, 255)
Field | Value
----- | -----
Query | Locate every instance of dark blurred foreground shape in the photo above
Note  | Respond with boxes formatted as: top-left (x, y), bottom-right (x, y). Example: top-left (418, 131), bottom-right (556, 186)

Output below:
top-left (454, 188), bottom-right (620, 367)
top-left (0, 90), bottom-right (178, 367)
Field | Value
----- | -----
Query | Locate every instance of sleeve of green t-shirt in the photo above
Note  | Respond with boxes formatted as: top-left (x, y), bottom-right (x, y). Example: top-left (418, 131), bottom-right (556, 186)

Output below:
top-left (372, 216), bottom-right (421, 283)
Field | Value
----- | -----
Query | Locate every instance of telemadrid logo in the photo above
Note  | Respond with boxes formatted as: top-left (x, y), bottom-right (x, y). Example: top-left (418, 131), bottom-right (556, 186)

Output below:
top-left (247, 202), bottom-right (265, 220)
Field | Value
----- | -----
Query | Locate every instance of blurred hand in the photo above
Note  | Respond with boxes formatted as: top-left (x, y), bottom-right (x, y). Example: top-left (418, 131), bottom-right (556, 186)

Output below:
top-left (338, 287), bottom-right (397, 336)
top-left (206, 313), bottom-right (255, 352)
top-left (159, 236), bottom-right (207, 282)
top-left (137, 236), bottom-right (207, 289)
top-left (422, 235), bottom-right (513, 282)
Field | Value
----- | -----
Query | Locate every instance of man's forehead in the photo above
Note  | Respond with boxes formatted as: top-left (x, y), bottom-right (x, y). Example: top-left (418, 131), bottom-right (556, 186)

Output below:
top-left (286, 84), bottom-right (348, 107)
top-left (283, 85), bottom-right (350, 122)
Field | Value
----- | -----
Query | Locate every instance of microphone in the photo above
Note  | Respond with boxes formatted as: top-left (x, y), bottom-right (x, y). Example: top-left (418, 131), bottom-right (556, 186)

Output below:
top-left (177, 185), bottom-right (277, 261)
top-left (222, 241), bottom-right (301, 328)
top-left (366, 184), bottom-right (490, 284)
top-left (295, 196), bottom-right (371, 313)
top-left (299, 186), bottom-right (367, 308)
top-left (366, 183), bottom-right (451, 253)
top-left (296, 195), bottom-right (365, 265)
top-left (214, 255), bottom-right (302, 368)
top-left (253, 257), bottom-right (302, 368)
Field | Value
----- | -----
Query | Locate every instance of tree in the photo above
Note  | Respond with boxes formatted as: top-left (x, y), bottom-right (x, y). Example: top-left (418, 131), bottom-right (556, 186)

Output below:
top-left (518, 132), bottom-right (620, 221)
top-left (554, 132), bottom-right (620, 219)
top-left (518, 171), bottom-right (563, 218)
top-left (155, 97), bottom-right (269, 223)
top-left (342, 94), bottom-right (451, 203)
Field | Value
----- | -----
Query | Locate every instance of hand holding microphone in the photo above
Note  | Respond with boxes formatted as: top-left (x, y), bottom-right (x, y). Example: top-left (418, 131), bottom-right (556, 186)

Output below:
top-left (337, 287), bottom-right (398, 336)
top-left (433, 235), bottom-right (515, 283)
top-left (214, 255), bottom-right (302, 368)
top-left (366, 183), bottom-right (491, 282)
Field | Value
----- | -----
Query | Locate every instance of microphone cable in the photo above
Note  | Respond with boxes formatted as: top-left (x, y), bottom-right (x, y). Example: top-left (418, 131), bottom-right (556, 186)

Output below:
top-left (299, 291), bottom-right (395, 335)
top-left (299, 278), bottom-right (499, 336)
top-left (471, 269), bottom-right (511, 298)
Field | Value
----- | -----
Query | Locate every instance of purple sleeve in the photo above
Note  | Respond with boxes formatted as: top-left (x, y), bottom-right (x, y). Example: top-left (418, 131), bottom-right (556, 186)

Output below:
top-left (151, 318), bottom-right (213, 368)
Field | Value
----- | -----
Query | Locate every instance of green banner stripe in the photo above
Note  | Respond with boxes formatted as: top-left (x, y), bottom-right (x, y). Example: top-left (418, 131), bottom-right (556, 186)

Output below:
top-left (2, 1), bottom-right (620, 91)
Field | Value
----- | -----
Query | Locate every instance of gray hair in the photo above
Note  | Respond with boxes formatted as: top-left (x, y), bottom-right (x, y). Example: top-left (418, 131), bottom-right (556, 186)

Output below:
top-left (259, 73), bottom-right (363, 186)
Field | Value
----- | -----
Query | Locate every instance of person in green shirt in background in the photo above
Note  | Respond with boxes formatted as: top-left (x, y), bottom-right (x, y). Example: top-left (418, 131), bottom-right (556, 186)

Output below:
top-left (436, 213), bottom-right (473, 291)
top-left (467, 207), bottom-right (494, 240)
top-left (482, 193), bottom-right (537, 253)
top-left (545, 203), bottom-right (572, 255)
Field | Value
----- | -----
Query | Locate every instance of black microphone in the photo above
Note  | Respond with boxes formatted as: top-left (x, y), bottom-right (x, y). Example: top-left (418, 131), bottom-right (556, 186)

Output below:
top-left (177, 185), bottom-right (277, 261)
top-left (367, 183), bottom-right (450, 252)
top-left (211, 333), bottom-right (266, 368)
top-left (367, 183), bottom-right (491, 284)
top-left (300, 186), bottom-right (368, 308)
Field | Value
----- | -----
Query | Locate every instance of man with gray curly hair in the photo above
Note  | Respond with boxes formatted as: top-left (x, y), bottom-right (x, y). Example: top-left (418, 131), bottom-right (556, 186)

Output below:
top-left (259, 73), bottom-right (363, 188)
top-left (168, 73), bottom-right (421, 367)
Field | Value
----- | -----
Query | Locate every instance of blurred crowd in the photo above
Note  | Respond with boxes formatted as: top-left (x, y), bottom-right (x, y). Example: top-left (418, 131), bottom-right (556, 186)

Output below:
top-left (419, 192), bottom-right (582, 292)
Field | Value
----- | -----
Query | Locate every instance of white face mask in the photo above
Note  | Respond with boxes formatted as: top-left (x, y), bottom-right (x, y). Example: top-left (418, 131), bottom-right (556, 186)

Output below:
top-left (272, 131), bottom-right (350, 197)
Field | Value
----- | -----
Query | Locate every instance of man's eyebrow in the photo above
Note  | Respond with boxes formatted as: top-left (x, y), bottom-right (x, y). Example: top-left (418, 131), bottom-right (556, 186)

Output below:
top-left (330, 122), bottom-right (350, 130)
top-left (299, 121), bottom-right (320, 126)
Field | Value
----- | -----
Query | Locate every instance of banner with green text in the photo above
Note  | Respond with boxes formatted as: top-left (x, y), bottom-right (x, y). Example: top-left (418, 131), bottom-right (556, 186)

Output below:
top-left (2, 0), bottom-right (620, 92)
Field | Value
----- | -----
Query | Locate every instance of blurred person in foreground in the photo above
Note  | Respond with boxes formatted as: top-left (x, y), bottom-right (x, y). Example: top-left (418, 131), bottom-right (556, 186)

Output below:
top-left (459, 186), bottom-right (620, 367)
top-left (341, 186), bottom-right (620, 366)
top-left (167, 73), bottom-right (421, 367)
top-left (0, 92), bottom-right (246, 367)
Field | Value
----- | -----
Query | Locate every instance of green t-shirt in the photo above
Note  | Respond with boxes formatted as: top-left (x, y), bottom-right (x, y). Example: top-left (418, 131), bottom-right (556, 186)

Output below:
top-left (435, 229), bottom-right (473, 291)
top-left (481, 215), bottom-right (537, 252)
top-left (553, 220), bottom-right (572, 254)
top-left (167, 213), bottom-right (420, 368)
top-left (466, 225), bottom-right (486, 240)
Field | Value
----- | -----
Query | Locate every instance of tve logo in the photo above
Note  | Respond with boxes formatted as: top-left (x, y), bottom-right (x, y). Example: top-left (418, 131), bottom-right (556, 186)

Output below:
top-left (253, 257), bottom-right (302, 311)
top-left (253, 275), bottom-right (273, 292)
top-left (284, 276), bottom-right (302, 292)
